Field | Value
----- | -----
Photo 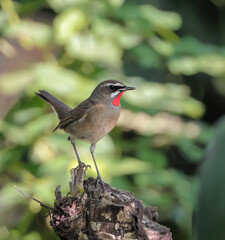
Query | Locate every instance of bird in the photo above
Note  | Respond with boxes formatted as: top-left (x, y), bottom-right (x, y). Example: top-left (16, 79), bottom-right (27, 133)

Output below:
top-left (35, 80), bottom-right (135, 181)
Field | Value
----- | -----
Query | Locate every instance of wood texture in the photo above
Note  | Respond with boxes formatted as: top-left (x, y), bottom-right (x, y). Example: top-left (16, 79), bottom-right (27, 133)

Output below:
top-left (50, 165), bottom-right (172, 240)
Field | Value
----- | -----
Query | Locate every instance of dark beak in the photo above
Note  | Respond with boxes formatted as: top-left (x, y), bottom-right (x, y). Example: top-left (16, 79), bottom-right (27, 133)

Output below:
top-left (121, 86), bottom-right (136, 92)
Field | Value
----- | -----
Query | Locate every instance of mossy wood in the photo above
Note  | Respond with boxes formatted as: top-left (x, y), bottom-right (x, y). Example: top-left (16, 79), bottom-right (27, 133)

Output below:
top-left (50, 165), bottom-right (172, 240)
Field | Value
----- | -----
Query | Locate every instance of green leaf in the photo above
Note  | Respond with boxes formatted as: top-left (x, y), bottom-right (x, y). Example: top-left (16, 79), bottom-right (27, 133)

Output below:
top-left (140, 5), bottom-right (182, 31)
top-left (66, 33), bottom-right (122, 66)
top-left (194, 117), bottom-right (225, 240)
top-left (54, 8), bottom-right (89, 45)
top-left (0, 69), bottom-right (33, 95)
top-left (4, 20), bottom-right (52, 47)
top-left (123, 80), bottom-right (204, 118)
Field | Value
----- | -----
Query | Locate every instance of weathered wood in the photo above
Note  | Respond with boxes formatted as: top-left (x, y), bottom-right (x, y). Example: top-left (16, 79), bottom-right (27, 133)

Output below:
top-left (50, 165), bottom-right (172, 240)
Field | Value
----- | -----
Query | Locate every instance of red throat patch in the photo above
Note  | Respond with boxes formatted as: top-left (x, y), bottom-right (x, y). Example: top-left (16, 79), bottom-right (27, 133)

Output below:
top-left (112, 92), bottom-right (124, 106)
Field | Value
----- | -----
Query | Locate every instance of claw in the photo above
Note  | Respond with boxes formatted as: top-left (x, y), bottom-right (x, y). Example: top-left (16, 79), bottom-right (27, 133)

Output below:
top-left (79, 162), bottom-right (91, 175)
top-left (93, 177), bottom-right (106, 192)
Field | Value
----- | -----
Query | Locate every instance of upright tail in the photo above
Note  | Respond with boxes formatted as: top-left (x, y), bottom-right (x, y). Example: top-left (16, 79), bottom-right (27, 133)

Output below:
top-left (35, 90), bottom-right (72, 122)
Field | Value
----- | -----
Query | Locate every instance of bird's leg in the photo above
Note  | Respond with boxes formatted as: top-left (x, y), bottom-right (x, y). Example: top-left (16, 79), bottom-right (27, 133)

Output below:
top-left (70, 138), bottom-right (91, 170)
top-left (90, 143), bottom-right (101, 179)
top-left (90, 144), bottom-right (106, 191)
top-left (71, 140), bottom-right (82, 165)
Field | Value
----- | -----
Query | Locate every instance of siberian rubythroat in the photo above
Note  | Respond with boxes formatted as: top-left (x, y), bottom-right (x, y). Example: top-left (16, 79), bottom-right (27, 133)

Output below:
top-left (35, 80), bottom-right (135, 180)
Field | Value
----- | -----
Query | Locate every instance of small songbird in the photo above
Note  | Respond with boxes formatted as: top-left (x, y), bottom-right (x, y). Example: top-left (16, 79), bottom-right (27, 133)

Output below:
top-left (35, 80), bottom-right (135, 181)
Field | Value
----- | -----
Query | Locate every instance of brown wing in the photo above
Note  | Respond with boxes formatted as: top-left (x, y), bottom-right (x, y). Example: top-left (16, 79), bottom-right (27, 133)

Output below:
top-left (52, 98), bottom-right (95, 132)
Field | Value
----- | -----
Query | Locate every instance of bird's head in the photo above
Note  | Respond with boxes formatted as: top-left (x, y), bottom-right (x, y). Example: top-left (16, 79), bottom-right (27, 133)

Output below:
top-left (91, 80), bottom-right (135, 106)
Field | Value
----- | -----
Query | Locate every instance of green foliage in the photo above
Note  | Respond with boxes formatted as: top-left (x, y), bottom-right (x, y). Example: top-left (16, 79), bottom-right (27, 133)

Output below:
top-left (194, 117), bottom-right (225, 240)
top-left (0, 0), bottom-right (223, 239)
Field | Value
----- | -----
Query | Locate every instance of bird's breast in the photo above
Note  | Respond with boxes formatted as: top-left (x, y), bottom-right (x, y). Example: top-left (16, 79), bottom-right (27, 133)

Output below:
top-left (65, 104), bottom-right (121, 143)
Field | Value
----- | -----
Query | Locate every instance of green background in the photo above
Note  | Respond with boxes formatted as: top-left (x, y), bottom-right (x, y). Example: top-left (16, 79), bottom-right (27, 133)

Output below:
top-left (1, 0), bottom-right (225, 239)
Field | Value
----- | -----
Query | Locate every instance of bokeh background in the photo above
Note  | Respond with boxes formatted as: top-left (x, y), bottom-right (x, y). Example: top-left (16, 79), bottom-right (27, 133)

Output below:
top-left (1, 0), bottom-right (225, 239)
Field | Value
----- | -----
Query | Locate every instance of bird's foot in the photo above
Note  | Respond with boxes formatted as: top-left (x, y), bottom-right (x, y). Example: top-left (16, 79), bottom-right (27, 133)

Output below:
top-left (93, 176), bottom-right (106, 192)
top-left (78, 161), bottom-right (91, 175)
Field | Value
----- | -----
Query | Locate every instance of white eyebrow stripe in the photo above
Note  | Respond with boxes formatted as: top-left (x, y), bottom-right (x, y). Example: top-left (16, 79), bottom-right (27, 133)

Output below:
top-left (104, 83), bottom-right (125, 87)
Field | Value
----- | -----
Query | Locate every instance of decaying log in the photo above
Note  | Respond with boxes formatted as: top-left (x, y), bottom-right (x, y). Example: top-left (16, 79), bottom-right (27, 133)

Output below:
top-left (50, 165), bottom-right (172, 240)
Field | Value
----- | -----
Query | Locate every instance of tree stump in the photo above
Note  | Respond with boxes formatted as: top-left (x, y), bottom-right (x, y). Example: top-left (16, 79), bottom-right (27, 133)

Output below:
top-left (50, 165), bottom-right (172, 240)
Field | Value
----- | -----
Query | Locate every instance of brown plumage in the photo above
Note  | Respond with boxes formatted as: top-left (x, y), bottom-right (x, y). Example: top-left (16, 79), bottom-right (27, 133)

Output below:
top-left (35, 80), bottom-right (135, 180)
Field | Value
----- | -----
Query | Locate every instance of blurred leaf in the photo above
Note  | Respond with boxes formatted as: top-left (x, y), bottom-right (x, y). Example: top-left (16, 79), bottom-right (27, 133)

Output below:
top-left (0, 148), bottom-right (21, 171)
top-left (129, 44), bottom-right (161, 69)
top-left (66, 33), bottom-right (122, 66)
top-left (0, 183), bottom-right (29, 215)
top-left (124, 80), bottom-right (204, 118)
top-left (139, 5), bottom-right (182, 31)
top-left (47, 0), bottom-right (88, 12)
top-left (0, 225), bottom-right (10, 240)
top-left (4, 20), bottom-right (52, 47)
top-left (149, 37), bottom-right (174, 56)
top-left (134, 169), bottom-right (176, 188)
top-left (93, 19), bottom-right (142, 49)
top-left (10, 108), bottom-right (42, 125)
top-left (0, 10), bottom-right (7, 31)
top-left (194, 117), bottom-right (225, 240)
top-left (168, 54), bottom-right (225, 77)
top-left (0, 69), bottom-right (33, 95)
top-left (54, 8), bottom-right (89, 45)
top-left (178, 138), bottom-right (204, 163)
top-left (168, 56), bottom-right (200, 75)
top-left (3, 114), bottom-right (56, 145)
top-left (105, 157), bottom-right (152, 176)
top-left (174, 36), bottom-right (225, 56)
top-left (23, 232), bottom-right (41, 240)
top-left (31, 63), bottom-right (93, 103)
top-left (111, 176), bottom-right (133, 191)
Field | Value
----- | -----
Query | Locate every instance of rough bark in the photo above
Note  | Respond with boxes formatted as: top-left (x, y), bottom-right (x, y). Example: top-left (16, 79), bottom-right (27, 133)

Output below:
top-left (50, 165), bottom-right (172, 240)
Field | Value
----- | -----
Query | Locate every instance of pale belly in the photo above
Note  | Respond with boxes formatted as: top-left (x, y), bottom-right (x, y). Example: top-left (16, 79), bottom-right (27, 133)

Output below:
top-left (65, 107), bottom-right (120, 144)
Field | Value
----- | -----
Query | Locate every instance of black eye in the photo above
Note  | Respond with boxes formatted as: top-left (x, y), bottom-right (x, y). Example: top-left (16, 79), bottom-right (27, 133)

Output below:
top-left (109, 85), bottom-right (117, 91)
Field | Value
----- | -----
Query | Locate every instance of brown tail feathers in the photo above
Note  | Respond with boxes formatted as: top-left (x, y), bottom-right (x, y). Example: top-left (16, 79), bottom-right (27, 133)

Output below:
top-left (35, 90), bottom-right (72, 122)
